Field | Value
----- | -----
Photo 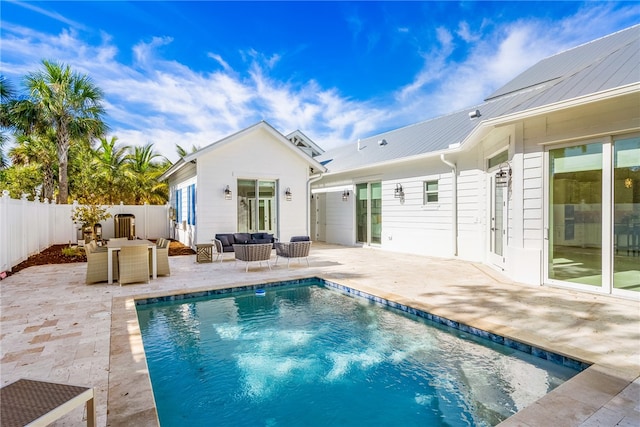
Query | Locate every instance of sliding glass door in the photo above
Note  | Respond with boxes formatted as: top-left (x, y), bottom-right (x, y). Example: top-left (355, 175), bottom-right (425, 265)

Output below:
top-left (547, 136), bottom-right (640, 295)
top-left (613, 137), bottom-right (640, 293)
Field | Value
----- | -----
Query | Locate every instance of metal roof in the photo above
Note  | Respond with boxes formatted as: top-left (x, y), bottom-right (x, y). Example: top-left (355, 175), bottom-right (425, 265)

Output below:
top-left (317, 25), bottom-right (639, 174)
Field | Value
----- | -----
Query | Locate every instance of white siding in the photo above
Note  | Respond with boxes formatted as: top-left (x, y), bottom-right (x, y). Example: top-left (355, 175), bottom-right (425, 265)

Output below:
top-left (191, 126), bottom-right (312, 245)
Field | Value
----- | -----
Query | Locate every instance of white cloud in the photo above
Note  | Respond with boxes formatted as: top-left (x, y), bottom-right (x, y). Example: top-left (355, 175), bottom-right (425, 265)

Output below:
top-left (1, 1), bottom-right (637, 163)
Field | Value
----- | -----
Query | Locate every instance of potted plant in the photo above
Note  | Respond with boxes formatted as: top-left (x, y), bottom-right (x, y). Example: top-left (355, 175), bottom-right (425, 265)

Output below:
top-left (71, 199), bottom-right (112, 243)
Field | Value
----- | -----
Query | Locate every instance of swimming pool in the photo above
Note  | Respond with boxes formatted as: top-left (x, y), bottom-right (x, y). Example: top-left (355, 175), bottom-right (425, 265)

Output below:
top-left (136, 279), bottom-right (582, 426)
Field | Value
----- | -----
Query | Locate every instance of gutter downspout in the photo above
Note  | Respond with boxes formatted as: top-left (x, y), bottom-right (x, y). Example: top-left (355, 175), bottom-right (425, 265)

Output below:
top-left (440, 154), bottom-right (458, 257)
top-left (306, 173), bottom-right (324, 237)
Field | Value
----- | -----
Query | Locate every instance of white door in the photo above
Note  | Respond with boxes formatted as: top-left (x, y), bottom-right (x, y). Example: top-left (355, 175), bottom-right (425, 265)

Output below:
top-left (489, 176), bottom-right (508, 269)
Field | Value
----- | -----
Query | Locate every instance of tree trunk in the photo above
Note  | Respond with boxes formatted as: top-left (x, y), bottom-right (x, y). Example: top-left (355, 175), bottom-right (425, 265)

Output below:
top-left (42, 165), bottom-right (55, 201)
top-left (56, 124), bottom-right (70, 204)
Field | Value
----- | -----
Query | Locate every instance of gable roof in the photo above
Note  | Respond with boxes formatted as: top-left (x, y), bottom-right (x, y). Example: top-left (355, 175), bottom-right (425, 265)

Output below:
top-left (160, 121), bottom-right (326, 181)
top-left (317, 25), bottom-right (640, 174)
top-left (286, 130), bottom-right (325, 157)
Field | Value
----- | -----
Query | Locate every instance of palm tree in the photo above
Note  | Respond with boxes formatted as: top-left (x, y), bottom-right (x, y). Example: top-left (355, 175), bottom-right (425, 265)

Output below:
top-left (128, 143), bottom-right (168, 204)
top-left (175, 143), bottom-right (199, 159)
top-left (24, 60), bottom-right (106, 203)
top-left (0, 76), bottom-right (16, 169)
top-left (92, 136), bottom-right (130, 205)
top-left (9, 129), bottom-right (58, 200)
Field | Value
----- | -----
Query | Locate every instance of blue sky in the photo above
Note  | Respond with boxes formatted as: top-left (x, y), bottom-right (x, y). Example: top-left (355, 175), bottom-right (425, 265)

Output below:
top-left (2, 1), bottom-right (638, 162)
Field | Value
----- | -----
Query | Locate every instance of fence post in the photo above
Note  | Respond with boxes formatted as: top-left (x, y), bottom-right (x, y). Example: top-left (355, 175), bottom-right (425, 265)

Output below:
top-left (0, 190), bottom-right (10, 272)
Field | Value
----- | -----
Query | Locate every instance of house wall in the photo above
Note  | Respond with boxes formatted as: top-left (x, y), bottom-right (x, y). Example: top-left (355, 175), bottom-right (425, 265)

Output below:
top-left (486, 92), bottom-right (640, 286)
top-left (166, 162), bottom-right (197, 246)
top-left (314, 154), bottom-right (487, 260)
top-left (312, 92), bottom-right (639, 290)
top-left (193, 126), bottom-right (312, 245)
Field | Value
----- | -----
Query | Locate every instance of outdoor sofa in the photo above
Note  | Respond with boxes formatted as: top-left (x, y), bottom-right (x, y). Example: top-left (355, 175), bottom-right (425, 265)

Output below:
top-left (214, 233), bottom-right (277, 252)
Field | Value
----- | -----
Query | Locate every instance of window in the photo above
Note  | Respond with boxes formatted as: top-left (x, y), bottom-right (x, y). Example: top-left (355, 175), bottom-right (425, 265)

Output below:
top-left (424, 180), bottom-right (439, 204)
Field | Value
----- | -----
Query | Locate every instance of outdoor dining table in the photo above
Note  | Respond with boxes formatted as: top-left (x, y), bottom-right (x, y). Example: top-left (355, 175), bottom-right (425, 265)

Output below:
top-left (106, 239), bottom-right (157, 284)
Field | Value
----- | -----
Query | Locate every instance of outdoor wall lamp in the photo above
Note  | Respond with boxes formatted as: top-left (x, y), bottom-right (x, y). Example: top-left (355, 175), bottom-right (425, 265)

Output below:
top-left (495, 162), bottom-right (512, 187)
top-left (224, 185), bottom-right (232, 200)
top-left (394, 183), bottom-right (404, 198)
top-left (342, 190), bottom-right (350, 201)
top-left (285, 187), bottom-right (292, 201)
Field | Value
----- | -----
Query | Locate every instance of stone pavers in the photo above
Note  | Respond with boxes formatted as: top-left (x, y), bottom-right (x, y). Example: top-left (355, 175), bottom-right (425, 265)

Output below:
top-left (1, 244), bottom-right (638, 426)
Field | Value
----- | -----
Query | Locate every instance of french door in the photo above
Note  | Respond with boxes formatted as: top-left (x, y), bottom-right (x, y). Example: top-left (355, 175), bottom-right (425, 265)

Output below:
top-left (237, 180), bottom-right (276, 234)
top-left (356, 182), bottom-right (382, 245)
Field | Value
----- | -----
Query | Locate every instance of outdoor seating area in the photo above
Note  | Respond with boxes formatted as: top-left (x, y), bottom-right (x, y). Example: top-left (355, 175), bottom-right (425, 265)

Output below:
top-left (1, 243), bottom-right (638, 427)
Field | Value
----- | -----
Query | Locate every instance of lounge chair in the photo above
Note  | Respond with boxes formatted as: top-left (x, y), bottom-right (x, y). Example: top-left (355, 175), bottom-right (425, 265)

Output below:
top-left (0, 378), bottom-right (96, 427)
top-left (275, 237), bottom-right (312, 268)
top-left (85, 241), bottom-right (118, 284)
top-left (118, 245), bottom-right (150, 285)
top-left (233, 243), bottom-right (272, 272)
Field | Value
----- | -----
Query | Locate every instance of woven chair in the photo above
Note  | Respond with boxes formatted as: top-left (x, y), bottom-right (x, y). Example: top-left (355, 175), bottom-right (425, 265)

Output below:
top-left (85, 242), bottom-right (118, 284)
top-left (233, 243), bottom-right (272, 272)
top-left (151, 238), bottom-right (170, 276)
top-left (118, 245), bottom-right (150, 285)
top-left (275, 240), bottom-right (312, 268)
top-left (213, 238), bottom-right (224, 263)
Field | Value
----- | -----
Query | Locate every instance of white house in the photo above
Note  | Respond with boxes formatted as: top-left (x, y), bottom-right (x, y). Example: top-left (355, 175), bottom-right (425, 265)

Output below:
top-left (162, 25), bottom-right (639, 299)
top-left (160, 121), bottom-right (326, 247)
top-left (311, 25), bottom-right (639, 298)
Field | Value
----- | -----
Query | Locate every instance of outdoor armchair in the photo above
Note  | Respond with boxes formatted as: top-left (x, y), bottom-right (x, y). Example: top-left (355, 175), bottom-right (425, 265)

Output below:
top-left (85, 242), bottom-right (118, 284)
top-left (233, 243), bottom-right (272, 272)
top-left (274, 238), bottom-right (312, 268)
top-left (152, 238), bottom-right (170, 276)
top-left (118, 245), bottom-right (150, 285)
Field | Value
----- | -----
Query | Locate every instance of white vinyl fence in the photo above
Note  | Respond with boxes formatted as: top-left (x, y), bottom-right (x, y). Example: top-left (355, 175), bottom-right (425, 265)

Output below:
top-left (0, 191), bottom-right (170, 273)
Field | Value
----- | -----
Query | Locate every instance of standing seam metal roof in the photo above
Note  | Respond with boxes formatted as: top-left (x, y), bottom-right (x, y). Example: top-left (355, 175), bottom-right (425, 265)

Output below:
top-left (316, 25), bottom-right (639, 174)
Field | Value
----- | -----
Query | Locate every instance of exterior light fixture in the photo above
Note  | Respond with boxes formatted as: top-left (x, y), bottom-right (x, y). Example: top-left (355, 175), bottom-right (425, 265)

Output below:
top-left (495, 162), bottom-right (512, 187)
top-left (285, 187), bottom-right (292, 201)
top-left (224, 185), bottom-right (232, 200)
top-left (394, 183), bottom-right (404, 198)
top-left (625, 178), bottom-right (633, 189)
top-left (342, 190), bottom-right (350, 201)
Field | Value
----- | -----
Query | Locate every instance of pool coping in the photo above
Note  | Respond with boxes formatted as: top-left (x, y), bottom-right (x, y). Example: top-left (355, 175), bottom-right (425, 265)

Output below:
top-left (107, 275), bottom-right (631, 426)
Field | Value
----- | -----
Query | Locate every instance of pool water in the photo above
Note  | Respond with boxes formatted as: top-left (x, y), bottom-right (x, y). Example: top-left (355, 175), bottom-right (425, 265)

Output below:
top-left (136, 283), bottom-right (579, 426)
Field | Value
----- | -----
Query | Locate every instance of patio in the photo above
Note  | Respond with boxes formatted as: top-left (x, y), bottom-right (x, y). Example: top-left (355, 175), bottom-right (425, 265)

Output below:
top-left (1, 243), bottom-right (638, 426)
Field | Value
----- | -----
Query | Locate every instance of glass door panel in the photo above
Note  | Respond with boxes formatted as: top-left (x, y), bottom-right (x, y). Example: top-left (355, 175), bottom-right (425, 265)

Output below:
top-left (237, 179), bottom-right (255, 233)
top-left (548, 144), bottom-right (603, 287)
top-left (356, 184), bottom-right (368, 243)
top-left (370, 182), bottom-right (382, 244)
top-left (613, 137), bottom-right (640, 293)
top-left (258, 181), bottom-right (276, 233)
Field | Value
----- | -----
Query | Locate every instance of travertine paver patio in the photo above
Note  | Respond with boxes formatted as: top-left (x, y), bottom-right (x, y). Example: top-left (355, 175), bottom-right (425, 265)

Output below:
top-left (1, 243), bottom-right (638, 426)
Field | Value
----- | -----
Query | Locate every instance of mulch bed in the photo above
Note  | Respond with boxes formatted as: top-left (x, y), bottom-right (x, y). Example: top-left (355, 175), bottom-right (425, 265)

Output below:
top-left (4, 240), bottom-right (195, 276)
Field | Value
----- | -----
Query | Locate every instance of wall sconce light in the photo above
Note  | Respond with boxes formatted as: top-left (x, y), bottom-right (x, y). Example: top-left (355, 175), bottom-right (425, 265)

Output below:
top-left (224, 185), bottom-right (232, 200)
top-left (625, 178), bottom-right (633, 189)
top-left (495, 162), bottom-right (512, 187)
top-left (394, 183), bottom-right (404, 198)
top-left (285, 187), bottom-right (292, 201)
top-left (342, 190), bottom-right (350, 201)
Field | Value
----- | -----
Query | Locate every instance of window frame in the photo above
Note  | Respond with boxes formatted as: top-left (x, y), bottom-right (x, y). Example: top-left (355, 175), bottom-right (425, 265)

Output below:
top-left (423, 180), bottom-right (439, 204)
